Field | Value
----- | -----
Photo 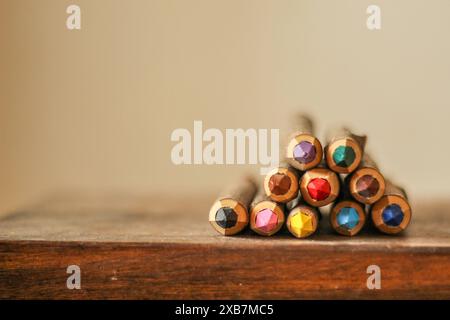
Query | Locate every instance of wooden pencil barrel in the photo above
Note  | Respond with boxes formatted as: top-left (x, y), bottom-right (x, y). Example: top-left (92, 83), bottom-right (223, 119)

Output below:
top-left (209, 176), bottom-right (257, 236)
top-left (299, 162), bottom-right (340, 207)
top-left (285, 114), bottom-right (323, 171)
top-left (347, 153), bottom-right (386, 205)
top-left (370, 180), bottom-right (412, 235)
top-left (219, 176), bottom-right (257, 204)
top-left (384, 180), bottom-right (409, 200)
top-left (292, 113), bottom-right (314, 134)
top-left (286, 194), bottom-right (323, 220)
top-left (250, 189), bottom-right (285, 236)
top-left (329, 175), bottom-right (367, 236)
top-left (330, 200), bottom-right (366, 237)
top-left (325, 127), bottom-right (367, 174)
top-left (359, 152), bottom-right (377, 168)
top-left (263, 162), bottom-right (299, 203)
top-left (286, 199), bottom-right (320, 238)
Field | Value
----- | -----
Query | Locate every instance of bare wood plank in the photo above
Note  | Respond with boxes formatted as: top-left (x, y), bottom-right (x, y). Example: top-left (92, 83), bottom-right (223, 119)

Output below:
top-left (0, 194), bottom-right (449, 299)
top-left (1, 241), bottom-right (449, 299)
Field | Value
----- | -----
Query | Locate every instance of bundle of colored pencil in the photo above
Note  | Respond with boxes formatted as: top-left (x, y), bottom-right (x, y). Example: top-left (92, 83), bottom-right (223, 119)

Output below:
top-left (209, 115), bottom-right (412, 238)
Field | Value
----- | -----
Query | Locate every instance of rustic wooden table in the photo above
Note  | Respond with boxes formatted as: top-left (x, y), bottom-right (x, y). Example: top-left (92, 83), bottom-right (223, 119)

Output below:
top-left (0, 194), bottom-right (449, 299)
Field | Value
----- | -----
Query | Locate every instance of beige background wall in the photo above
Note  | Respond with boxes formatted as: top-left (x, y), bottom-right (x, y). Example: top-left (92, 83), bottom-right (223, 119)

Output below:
top-left (1, 0), bottom-right (449, 213)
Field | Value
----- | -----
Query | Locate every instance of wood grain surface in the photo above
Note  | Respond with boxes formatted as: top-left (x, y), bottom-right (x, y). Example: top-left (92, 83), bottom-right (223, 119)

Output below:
top-left (0, 193), bottom-right (449, 299)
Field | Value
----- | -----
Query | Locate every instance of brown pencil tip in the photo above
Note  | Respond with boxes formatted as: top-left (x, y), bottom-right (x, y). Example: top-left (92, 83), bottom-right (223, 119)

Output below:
top-left (269, 173), bottom-right (292, 196)
top-left (356, 175), bottom-right (380, 198)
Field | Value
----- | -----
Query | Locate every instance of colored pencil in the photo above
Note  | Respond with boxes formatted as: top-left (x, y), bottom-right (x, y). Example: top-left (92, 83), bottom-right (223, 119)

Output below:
top-left (286, 196), bottom-right (320, 238)
top-left (330, 182), bottom-right (366, 236)
top-left (347, 153), bottom-right (386, 205)
top-left (263, 162), bottom-right (299, 203)
top-left (370, 180), bottom-right (412, 235)
top-left (325, 127), bottom-right (367, 174)
top-left (209, 176), bottom-right (257, 236)
top-left (250, 189), bottom-right (285, 236)
top-left (285, 114), bottom-right (323, 171)
top-left (299, 162), bottom-right (340, 207)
